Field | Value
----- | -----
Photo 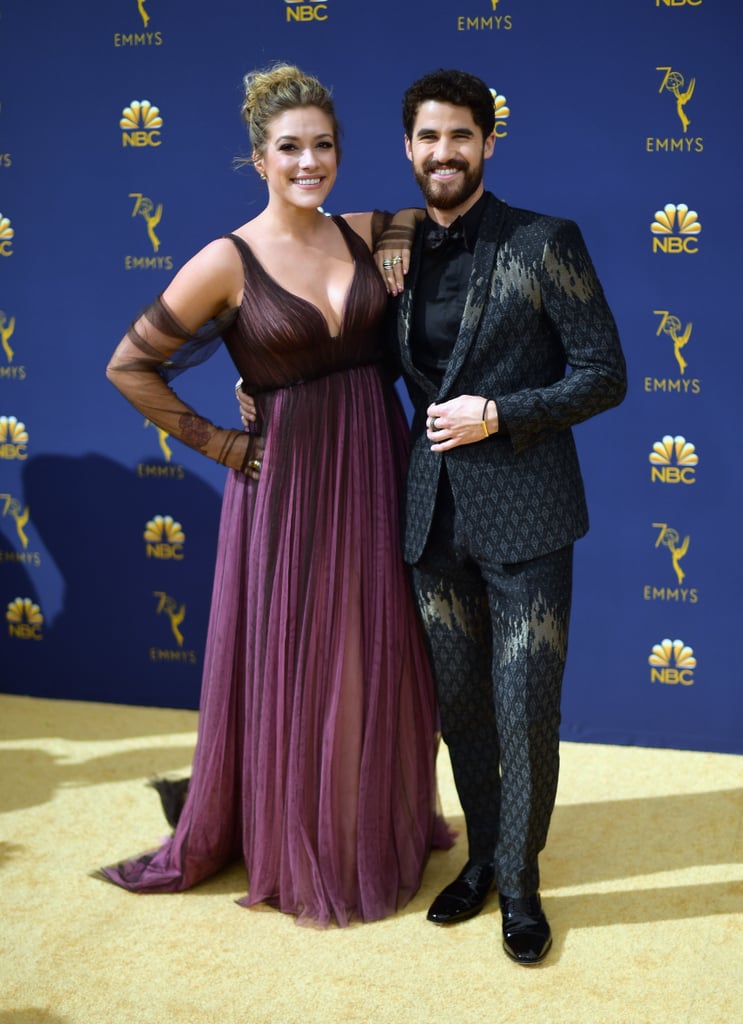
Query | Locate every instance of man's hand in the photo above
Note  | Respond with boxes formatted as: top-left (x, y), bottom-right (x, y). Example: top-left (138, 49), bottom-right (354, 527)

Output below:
top-left (426, 395), bottom-right (498, 451)
top-left (235, 379), bottom-right (261, 479)
top-left (235, 379), bottom-right (257, 427)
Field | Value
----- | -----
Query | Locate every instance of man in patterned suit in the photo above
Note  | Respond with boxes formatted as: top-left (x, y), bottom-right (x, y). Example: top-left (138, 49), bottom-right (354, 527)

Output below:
top-left (380, 69), bottom-right (626, 964)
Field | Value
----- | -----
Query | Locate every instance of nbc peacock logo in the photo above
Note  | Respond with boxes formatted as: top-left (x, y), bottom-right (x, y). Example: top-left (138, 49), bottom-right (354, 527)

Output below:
top-left (651, 203), bottom-right (701, 253)
top-left (144, 514), bottom-right (185, 560)
top-left (0, 214), bottom-right (14, 257)
top-left (6, 597), bottom-right (44, 640)
top-left (120, 100), bottom-right (163, 147)
top-left (649, 638), bottom-right (696, 686)
top-left (649, 434), bottom-right (697, 484)
top-left (284, 0), bottom-right (329, 22)
top-left (0, 416), bottom-right (29, 460)
top-left (490, 89), bottom-right (510, 139)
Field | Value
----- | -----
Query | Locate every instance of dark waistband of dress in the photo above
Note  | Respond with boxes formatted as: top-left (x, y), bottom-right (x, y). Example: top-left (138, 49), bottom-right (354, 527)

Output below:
top-left (240, 354), bottom-right (384, 398)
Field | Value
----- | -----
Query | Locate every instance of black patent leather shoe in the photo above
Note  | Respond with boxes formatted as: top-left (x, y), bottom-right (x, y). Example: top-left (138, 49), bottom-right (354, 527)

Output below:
top-left (426, 861), bottom-right (496, 925)
top-left (499, 893), bottom-right (552, 964)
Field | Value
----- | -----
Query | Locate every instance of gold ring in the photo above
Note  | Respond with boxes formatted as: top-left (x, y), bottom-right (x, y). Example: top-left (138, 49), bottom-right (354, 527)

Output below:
top-left (247, 459), bottom-right (261, 472)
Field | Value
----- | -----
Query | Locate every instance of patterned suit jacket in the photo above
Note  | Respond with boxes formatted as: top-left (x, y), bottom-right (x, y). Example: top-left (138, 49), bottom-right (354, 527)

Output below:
top-left (396, 192), bottom-right (627, 565)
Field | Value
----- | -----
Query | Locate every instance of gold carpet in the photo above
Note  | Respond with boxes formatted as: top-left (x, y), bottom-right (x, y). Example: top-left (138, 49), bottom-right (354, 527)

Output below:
top-left (0, 693), bottom-right (741, 1024)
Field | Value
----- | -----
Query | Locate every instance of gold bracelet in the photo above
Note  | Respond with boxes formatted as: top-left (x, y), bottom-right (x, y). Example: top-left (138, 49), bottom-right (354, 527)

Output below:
top-left (481, 398), bottom-right (492, 438)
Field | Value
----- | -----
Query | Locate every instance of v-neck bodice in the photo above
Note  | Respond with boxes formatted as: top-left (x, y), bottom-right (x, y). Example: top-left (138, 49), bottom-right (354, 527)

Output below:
top-left (222, 216), bottom-right (388, 393)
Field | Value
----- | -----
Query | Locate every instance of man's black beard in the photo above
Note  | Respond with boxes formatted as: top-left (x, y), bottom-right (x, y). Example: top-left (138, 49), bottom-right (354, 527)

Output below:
top-left (413, 156), bottom-right (483, 211)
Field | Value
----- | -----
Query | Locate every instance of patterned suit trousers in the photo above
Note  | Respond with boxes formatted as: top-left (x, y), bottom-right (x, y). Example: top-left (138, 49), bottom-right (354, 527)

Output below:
top-left (411, 468), bottom-right (573, 898)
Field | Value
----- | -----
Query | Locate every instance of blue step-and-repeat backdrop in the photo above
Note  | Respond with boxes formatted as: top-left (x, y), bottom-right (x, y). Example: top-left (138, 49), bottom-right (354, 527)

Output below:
top-left (2, 1), bottom-right (741, 754)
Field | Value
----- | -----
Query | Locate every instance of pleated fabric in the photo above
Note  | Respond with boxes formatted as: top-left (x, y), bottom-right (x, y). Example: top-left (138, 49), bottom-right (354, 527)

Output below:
top-left (100, 218), bottom-right (451, 925)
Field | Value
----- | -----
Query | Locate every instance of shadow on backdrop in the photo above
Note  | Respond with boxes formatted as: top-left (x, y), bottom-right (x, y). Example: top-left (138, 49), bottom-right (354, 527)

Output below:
top-left (1, 453), bottom-right (223, 709)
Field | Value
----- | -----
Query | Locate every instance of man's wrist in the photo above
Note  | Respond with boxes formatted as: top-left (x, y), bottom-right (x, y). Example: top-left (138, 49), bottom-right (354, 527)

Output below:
top-left (482, 398), bottom-right (499, 437)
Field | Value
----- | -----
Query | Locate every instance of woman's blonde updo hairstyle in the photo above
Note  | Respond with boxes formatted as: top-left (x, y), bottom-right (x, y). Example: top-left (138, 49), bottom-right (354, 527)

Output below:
top-left (241, 63), bottom-right (341, 162)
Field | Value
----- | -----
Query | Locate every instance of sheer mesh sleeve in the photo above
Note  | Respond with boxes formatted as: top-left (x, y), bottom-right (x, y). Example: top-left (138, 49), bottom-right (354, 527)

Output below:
top-left (372, 208), bottom-right (423, 253)
top-left (371, 210), bottom-right (393, 249)
top-left (106, 294), bottom-right (256, 473)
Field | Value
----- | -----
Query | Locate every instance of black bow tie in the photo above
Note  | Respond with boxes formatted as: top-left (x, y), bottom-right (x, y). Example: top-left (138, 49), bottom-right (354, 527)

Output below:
top-left (424, 219), bottom-right (466, 251)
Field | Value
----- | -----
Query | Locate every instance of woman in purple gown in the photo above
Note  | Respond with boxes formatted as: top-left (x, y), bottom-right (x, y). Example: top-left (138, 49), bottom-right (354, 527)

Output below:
top-left (99, 64), bottom-right (449, 926)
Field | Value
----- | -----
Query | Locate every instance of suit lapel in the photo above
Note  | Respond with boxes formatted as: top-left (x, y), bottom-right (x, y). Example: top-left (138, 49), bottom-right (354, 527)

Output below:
top-left (397, 226), bottom-right (436, 397)
top-left (438, 195), bottom-right (507, 398)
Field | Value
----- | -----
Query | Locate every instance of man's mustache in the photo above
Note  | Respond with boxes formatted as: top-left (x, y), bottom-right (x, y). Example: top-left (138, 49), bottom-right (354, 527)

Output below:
top-left (422, 157), bottom-right (469, 173)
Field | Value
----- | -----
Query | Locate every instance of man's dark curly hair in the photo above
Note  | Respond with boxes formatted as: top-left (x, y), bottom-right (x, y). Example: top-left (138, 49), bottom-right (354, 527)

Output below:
top-left (402, 69), bottom-right (495, 140)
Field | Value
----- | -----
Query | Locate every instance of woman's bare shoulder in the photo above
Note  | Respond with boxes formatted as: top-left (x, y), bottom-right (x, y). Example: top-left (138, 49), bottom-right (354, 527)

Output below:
top-left (161, 236), bottom-right (245, 325)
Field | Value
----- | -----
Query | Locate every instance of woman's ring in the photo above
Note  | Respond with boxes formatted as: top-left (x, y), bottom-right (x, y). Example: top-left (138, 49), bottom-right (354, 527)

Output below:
top-left (382, 258), bottom-right (394, 270)
top-left (247, 459), bottom-right (262, 473)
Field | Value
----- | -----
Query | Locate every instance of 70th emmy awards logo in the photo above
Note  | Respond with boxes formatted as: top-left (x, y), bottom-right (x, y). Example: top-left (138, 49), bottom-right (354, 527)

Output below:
top-left (114, 1), bottom-right (162, 45)
top-left (643, 520), bottom-right (697, 603)
top-left (0, 311), bottom-right (25, 381)
top-left (646, 68), bottom-right (702, 154)
top-left (0, 311), bottom-right (16, 364)
top-left (653, 522), bottom-right (689, 585)
top-left (654, 309), bottom-right (692, 375)
top-left (0, 493), bottom-right (30, 549)
top-left (657, 67), bottom-right (695, 133)
top-left (145, 420), bottom-right (173, 461)
top-left (153, 591), bottom-right (186, 647)
top-left (129, 193), bottom-right (162, 252)
top-left (643, 309), bottom-right (700, 398)
top-left (125, 195), bottom-right (172, 270)
top-left (136, 420), bottom-right (185, 480)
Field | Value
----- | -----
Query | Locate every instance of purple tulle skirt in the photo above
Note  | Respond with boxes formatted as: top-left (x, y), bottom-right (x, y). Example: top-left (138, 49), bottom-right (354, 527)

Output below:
top-left (101, 364), bottom-right (452, 925)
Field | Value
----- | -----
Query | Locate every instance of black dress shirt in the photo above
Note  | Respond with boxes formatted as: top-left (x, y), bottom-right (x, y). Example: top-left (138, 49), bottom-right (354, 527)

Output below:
top-left (410, 192), bottom-right (488, 388)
